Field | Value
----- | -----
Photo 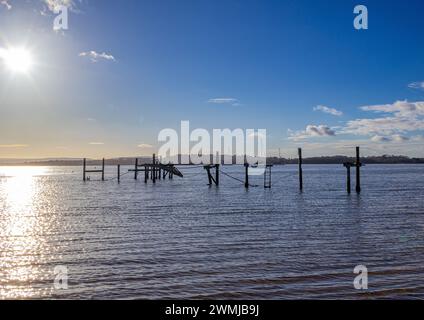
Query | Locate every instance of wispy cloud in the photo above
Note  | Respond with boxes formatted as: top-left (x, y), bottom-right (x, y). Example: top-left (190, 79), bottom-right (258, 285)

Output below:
top-left (208, 98), bottom-right (240, 106)
top-left (313, 105), bottom-right (343, 116)
top-left (79, 51), bottom-right (116, 63)
top-left (138, 144), bottom-right (153, 148)
top-left (408, 81), bottom-right (424, 91)
top-left (0, 0), bottom-right (12, 10)
top-left (89, 142), bottom-right (105, 145)
top-left (0, 144), bottom-right (28, 148)
top-left (288, 125), bottom-right (336, 141)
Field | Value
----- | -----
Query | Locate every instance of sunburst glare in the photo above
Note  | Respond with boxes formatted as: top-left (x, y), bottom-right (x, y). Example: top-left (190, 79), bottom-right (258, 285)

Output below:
top-left (0, 47), bottom-right (34, 74)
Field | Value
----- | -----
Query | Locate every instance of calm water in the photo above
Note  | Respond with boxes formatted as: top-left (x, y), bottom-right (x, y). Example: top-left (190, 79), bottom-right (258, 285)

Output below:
top-left (1, 164), bottom-right (424, 299)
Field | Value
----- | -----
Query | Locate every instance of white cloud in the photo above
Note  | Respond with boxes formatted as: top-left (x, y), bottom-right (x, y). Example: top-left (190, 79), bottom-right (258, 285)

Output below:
top-left (313, 105), bottom-right (343, 116)
top-left (289, 125), bottom-right (336, 141)
top-left (0, 0), bottom-right (12, 10)
top-left (370, 135), bottom-right (391, 143)
top-left (89, 142), bottom-right (104, 145)
top-left (408, 81), bottom-right (424, 91)
top-left (360, 100), bottom-right (424, 117)
top-left (344, 100), bottom-right (424, 136)
top-left (370, 135), bottom-right (409, 143)
top-left (138, 144), bottom-right (153, 148)
top-left (208, 98), bottom-right (240, 106)
top-left (392, 134), bottom-right (409, 142)
top-left (43, 0), bottom-right (77, 12)
top-left (79, 51), bottom-right (116, 63)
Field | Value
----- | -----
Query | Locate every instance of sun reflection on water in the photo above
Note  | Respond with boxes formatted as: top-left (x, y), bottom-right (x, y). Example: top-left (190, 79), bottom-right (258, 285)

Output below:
top-left (0, 167), bottom-right (54, 299)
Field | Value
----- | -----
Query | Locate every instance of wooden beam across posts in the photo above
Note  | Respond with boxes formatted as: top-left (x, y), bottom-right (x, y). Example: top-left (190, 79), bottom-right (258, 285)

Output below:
top-left (356, 146), bottom-right (362, 194)
top-left (203, 165), bottom-right (219, 186)
top-left (83, 158), bottom-right (86, 181)
top-left (83, 158), bottom-right (105, 181)
top-left (298, 148), bottom-right (303, 191)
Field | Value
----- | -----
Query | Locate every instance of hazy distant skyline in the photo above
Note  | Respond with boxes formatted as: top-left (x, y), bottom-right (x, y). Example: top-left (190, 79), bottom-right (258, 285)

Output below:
top-left (1, 0), bottom-right (424, 159)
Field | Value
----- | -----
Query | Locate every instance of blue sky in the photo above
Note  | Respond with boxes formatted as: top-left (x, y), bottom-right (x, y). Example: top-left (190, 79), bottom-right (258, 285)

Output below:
top-left (0, 0), bottom-right (423, 158)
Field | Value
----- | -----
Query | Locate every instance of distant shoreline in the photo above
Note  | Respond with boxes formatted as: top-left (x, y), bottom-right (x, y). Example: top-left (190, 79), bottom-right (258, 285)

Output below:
top-left (1, 155), bottom-right (423, 166)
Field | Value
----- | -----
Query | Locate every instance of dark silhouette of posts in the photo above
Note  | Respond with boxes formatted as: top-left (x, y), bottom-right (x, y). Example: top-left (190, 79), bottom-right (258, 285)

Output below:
top-left (134, 158), bottom-right (138, 180)
top-left (244, 163), bottom-right (249, 188)
top-left (117, 164), bottom-right (121, 183)
top-left (144, 165), bottom-right (149, 183)
top-left (204, 165), bottom-right (219, 186)
top-left (355, 147), bottom-right (361, 193)
top-left (83, 158), bottom-right (105, 181)
top-left (343, 162), bottom-right (353, 193)
top-left (206, 167), bottom-right (212, 185)
top-left (101, 158), bottom-right (105, 181)
top-left (264, 165), bottom-right (272, 189)
top-left (152, 154), bottom-right (156, 183)
top-left (298, 148), bottom-right (303, 191)
top-left (83, 158), bottom-right (86, 181)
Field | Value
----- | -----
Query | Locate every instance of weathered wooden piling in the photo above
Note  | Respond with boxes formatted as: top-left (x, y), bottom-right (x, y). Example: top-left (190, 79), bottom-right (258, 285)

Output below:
top-left (117, 164), bottom-right (121, 183)
top-left (83, 158), bottom-right (86, 181)
top-left (356, 146), bottom-right (361, 194)
top-left (152, 154), bottom-right (156, 183)
top-left (144, 165), bottom-right (148, 183)
top-left (343, 162), bottom-right (353, 193)
top-left (101, 158), bottom-right (105, 181)
top-left (244, 163), bottom-right (249, 189)
top-left (264, 165), bottom-right (272, 189)
top-left (298, 148), bottom-right (303, 191)
top-left (134, 158), bottom-right (139, 180)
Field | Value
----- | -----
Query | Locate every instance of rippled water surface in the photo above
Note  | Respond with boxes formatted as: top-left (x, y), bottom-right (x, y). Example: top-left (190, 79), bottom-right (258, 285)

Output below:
top-left (1, 164), bottom-right (424, 299)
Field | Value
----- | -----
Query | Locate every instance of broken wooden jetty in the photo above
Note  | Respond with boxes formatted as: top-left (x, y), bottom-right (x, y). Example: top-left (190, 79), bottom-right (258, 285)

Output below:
top-left (82, 147), bottom-right (363, 193)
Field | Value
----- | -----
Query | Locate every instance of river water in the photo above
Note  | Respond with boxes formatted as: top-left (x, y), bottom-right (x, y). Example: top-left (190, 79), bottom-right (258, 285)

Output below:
top-left (1, 164), bottom-right (423, 299)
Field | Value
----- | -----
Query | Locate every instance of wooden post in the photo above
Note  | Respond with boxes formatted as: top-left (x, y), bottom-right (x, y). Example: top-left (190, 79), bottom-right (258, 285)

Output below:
top-left (356, 147), bottom-right (361, 194)
top-left (134, 158), bottom-right (138, 180)
top-left (269, 166), bottom-right (272, 187)
top-left (206, 167), bottom-right (212, 185)
top-left (102, 158), bottom-right (105, 181)
top-left (144, 165), bottom-right (148, 183)
top-left (244, 163), bottom-right (249, 188)
top-left (215, 165), bottom-right (220, 186)
top-left (298, 148), bottom-right (303, 191)
top-left (117, 164), bottom-right (121, 183)
top-left (83, 158), bottom-right (86, 181)
top-left (344, 163), bottom-right (352, 194)
top-left (153, 154), bottom-right (156, 183)
top-left (347, 165), bottom-right (351, 194)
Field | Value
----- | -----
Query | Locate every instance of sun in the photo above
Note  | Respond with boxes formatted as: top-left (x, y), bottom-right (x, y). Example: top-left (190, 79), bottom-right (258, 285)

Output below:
top-left (0, 47), bottom-right (33, 74)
